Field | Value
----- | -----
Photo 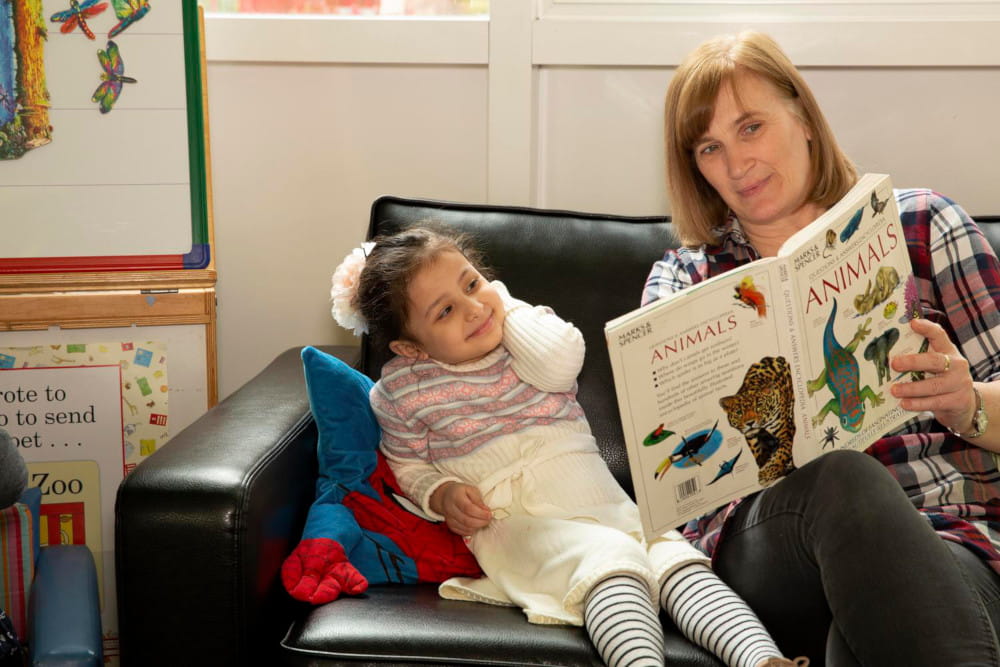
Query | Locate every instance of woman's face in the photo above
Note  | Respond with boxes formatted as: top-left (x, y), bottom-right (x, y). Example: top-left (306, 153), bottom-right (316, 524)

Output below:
top-left (693, 71), bottom-right (819, 233)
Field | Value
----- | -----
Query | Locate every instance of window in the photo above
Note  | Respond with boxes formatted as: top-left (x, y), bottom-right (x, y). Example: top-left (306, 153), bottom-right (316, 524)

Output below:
top-left (198, 0), bottom-right (487, 15)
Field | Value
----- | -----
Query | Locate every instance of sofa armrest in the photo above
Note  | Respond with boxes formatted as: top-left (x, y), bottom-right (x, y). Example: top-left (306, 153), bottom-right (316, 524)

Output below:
top-left (29, 545), bottom-right (102, 667)
top-left (115, 345), bottom-right (360, 667)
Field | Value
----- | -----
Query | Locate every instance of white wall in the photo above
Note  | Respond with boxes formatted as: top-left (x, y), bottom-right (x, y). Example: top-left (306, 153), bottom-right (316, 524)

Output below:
top-left (207, 61), bottom-right (488, 397)
top-left (204, 3), bottom-right (1000, 399)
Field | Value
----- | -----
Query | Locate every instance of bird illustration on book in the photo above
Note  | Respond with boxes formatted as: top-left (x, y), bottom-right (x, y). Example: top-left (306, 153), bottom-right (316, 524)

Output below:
top-left (50, 0), bottom-right (108, 40)
top-left (653, 420), bottom-right (721, 479)
top-left (92, 40), bottom-right (136, 114)
top-left (839, 205), bottom-right (865, 243)
top-left (733, 276), bottom-right (767, 317)
top-left (643, 423), bottom-right (674, 446)
top-left (870, 189), bottom-right (889, 215)
top-left (707, 450), bottom-right (741, 485)
top-left (109, 0), bottom-right (151, 38)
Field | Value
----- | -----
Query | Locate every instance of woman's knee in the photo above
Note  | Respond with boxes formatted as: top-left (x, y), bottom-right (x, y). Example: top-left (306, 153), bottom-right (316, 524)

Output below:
top-left (797, 450), bottom-right (915, 528)
top-left (806, 450), bottom-right (897, 498)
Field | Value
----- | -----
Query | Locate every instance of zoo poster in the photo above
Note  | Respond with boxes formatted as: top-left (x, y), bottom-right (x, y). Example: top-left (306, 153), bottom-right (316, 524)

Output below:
top-left (0, 0), bottom-right (209, 273)
top-left (0, 340), bottom-right (170, 663)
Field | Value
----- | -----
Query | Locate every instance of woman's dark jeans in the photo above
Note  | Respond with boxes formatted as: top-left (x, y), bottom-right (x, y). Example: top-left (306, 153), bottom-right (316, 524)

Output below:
top-left (713, 449), bottom-right (1000, 666)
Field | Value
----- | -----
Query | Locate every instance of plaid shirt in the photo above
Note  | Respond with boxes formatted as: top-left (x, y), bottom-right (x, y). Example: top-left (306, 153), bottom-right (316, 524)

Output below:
top-left (644, 189), bottom-right (1000, 573)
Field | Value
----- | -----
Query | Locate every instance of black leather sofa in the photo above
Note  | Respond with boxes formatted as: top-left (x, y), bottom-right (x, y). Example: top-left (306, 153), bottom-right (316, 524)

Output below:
top-left (115, 196), bottom-right (1000, 666)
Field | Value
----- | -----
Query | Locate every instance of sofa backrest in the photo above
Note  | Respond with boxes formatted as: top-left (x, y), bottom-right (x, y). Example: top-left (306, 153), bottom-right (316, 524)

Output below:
top-left (366, 196), bottom-right (674, 495)
top-left (366, 196), bottom-right (1000, 497)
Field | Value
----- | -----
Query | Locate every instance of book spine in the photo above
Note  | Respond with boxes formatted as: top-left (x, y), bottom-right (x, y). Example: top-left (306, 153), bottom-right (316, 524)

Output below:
top-left (778, 258), bottom-right (813, 447)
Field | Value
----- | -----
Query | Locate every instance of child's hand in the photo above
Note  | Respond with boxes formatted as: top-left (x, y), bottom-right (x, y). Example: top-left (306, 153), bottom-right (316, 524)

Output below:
top-left (430, 482), bottom-right (492, 536)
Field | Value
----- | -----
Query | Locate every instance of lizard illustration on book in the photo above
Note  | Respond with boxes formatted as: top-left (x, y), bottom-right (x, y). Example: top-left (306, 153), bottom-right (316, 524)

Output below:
top-left (808, 298), bottom-right (884, 432)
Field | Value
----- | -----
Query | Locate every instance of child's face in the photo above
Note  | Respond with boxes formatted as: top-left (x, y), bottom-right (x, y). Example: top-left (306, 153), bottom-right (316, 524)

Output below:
top-left (390, 249), bottom-right (505, 365)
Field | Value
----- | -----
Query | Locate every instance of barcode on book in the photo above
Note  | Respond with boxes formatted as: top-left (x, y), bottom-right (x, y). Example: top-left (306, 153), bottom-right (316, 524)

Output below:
top-left (674, 477), bottom-right (700, 502)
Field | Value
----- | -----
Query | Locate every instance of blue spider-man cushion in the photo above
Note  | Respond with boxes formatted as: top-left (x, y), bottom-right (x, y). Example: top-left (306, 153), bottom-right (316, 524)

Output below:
top-left (281, 347), bottom-right (480, 604)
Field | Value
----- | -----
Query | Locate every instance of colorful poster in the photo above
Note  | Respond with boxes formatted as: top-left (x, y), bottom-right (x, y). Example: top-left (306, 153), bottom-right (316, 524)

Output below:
top-left (0, 340), bottom-right (169, 664)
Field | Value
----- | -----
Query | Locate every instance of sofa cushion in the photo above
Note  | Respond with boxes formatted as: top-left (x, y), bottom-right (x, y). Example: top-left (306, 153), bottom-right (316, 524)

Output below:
top-left (281, 583), bottom-right (722, 667)
top-left (282, 583), bottom-right (601, 666)
top-left (293, 346), bottom-right (479, 593)
top-left (301, 345), bottom-right (381, 490)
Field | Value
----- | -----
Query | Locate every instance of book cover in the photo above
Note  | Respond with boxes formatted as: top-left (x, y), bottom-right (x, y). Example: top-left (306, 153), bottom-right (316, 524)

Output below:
top-left (606, 174), bottom-right (925, 537)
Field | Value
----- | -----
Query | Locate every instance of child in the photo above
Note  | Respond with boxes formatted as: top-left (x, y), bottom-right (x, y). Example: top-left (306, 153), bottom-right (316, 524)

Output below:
top-left (330, 226), bottom-right (806, 667)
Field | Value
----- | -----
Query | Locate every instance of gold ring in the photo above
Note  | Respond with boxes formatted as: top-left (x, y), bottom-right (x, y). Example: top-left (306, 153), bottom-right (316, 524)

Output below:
top-left (943, 355), bottom-right (952, 373)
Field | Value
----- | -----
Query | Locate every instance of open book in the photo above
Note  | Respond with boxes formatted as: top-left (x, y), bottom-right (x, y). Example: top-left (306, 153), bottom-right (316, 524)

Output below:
top-left (606, 173), bottom-right (925, 537)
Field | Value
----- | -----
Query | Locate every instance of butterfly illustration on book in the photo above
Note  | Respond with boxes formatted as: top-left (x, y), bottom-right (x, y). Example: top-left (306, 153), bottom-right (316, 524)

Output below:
top-left (109, 0), bottom-right (151, 38)
top-left (50, 0), bottom-right (109, 40)
top-left (870, 189), bottom-right (889, 215)
top-left (92, 40), bottom-right (137, 114)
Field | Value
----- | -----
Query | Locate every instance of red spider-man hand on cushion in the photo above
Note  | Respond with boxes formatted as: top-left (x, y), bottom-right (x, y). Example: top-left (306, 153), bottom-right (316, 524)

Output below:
top-left (281, 347), bottom-right (481, 604)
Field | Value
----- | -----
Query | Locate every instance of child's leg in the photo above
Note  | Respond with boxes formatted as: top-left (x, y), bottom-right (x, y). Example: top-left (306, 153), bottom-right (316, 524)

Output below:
top-left (585, 574), bottom-right (664, 667)
top-left (660, 562), bottom-right (782, 667)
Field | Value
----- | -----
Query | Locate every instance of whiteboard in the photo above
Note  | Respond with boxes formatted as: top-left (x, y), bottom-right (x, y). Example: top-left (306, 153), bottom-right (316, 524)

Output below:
top-left (0, 1), bottom-right (209, 273)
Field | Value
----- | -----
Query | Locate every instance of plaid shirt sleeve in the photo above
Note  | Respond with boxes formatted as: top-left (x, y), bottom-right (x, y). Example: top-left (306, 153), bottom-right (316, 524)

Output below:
top-left (641, 245), bottom-right (724, 307)
top-left (642, 250), bottom-right (691, 307)
top-left (900, 188), bottom-right (1000, 383)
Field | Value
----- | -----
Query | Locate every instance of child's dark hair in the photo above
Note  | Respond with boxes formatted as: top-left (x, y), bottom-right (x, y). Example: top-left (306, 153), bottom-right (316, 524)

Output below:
top-left (356, 224), bottom-right (492, 353)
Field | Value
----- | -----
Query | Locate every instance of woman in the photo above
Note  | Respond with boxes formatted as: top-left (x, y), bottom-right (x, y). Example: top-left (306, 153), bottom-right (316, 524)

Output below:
top-left (647, 31), bottom-right (1000, 666)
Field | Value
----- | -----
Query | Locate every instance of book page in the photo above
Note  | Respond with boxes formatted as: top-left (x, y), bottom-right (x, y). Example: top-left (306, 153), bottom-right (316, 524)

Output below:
top-left (782, 174), bottom-right (924, 463)
top-left (607, 260), bottom-right (793, 535)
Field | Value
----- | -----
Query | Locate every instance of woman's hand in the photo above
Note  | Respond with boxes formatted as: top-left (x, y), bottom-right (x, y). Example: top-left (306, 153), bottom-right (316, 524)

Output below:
top-left (890, 318), bottom-right (977, 434)
top-left (430, 482), bottom-right (493, 536)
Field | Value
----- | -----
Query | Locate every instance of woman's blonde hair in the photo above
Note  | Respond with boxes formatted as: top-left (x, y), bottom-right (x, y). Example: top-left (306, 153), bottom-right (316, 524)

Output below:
top-left (665, 31), bottom-right (857, 247)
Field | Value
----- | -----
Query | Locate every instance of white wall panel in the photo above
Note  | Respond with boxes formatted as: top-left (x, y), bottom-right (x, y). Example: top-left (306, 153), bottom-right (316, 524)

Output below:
top-left (206, 62), bottom-right (487, 396)
top-left (537, 67), bottom-right (670, 215)
top-left (538, 66), bottom-right (1000, 216)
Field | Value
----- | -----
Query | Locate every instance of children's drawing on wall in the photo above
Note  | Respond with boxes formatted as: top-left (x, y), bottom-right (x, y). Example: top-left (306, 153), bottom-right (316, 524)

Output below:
top-left (0, 0), bottom-right (53, 160)
top-left (50, 0), bottom-right (109, 40)
top-left (109, 0), bottom-right (150, 37)
top-left (93, 39), bottom-right (135, 112)
top-left (0, 0), bottom-right (154, 158)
